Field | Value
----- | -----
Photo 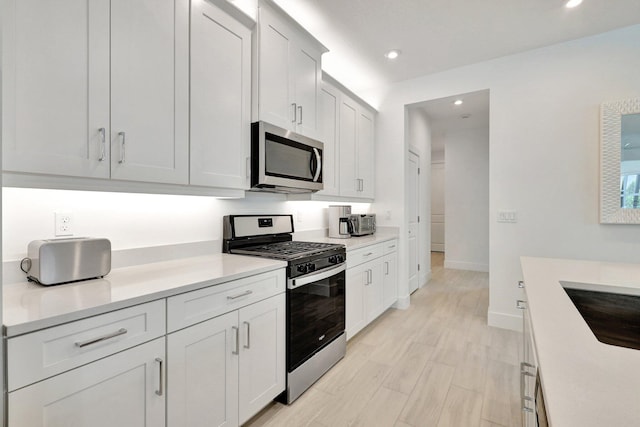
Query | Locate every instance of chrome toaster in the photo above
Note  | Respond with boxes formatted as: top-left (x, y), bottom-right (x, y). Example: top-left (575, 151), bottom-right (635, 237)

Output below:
top-left (22, 238), bottom-right (112, 285)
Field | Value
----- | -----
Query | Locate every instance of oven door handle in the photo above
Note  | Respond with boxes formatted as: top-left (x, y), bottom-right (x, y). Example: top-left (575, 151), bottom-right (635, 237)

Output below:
top-left (288, 264), bottom-right (346, 290)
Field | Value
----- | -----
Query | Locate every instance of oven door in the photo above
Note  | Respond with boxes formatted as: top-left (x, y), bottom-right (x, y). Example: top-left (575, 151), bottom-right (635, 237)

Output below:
top-left (287, 264), bottom-right (345, 372)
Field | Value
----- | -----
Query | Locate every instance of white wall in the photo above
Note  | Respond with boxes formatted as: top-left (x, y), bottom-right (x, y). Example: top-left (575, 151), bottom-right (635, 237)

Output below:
top-left (443, 127), bottom-right (489, 272)
top-left (373, 24), bottom-right (640, 330)
top-left (1, 188), bottom-right (371, 261)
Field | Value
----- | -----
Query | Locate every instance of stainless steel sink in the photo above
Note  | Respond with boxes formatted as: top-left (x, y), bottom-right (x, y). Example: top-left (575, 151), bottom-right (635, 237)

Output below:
top-left (561, 281), bottom-right (640, 351)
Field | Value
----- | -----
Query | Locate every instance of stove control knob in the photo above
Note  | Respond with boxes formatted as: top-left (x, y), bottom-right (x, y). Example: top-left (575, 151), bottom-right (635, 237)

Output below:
top-left (307, 263), bottom-right (316, 272)
top-left (329, 255), bottom-right (337, 264)
top-left (337, 254), bottom-right (344, 263)
top-left (297, 264), bottom-right (308, 274)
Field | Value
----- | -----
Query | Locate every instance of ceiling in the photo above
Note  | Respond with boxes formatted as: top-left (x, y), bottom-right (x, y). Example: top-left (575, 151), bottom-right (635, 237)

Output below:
top-left (267, 0), bottom-right (640, 97)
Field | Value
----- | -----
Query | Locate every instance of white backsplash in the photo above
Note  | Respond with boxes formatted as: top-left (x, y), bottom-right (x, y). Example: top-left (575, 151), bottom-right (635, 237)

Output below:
top-left (2, 187), bottom-right (372, 262)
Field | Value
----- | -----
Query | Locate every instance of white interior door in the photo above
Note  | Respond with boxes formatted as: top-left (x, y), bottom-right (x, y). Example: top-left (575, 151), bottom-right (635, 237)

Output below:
top-left (431, 162), bottom-right (445, 252)
top-left (408, 151), bottom-right (420, 293)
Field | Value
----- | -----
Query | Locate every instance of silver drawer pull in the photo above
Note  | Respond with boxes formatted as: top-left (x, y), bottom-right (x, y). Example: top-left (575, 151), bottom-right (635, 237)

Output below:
top-left (118, 131), bottom-right (126, 163)
top-left (518, 280), bottom-right (525, 288)
top-left (227, 290), bottom-right (253, 300)
top-left (516, 300), bottom-right (527, 310)
top-left (74, 328), bottom-right (128, 348)
top-left (155, 357), bottom-right (164, 396)
top-left (232, 326), bottom-right (239, 355)
top-left (244, 321), bottom-right (251, 349)
top-left (363, 252), bottom-right (374, 257)
top-left (388, 245), bottom-right (396, 249)
top-left (98, 127), bottom-right (106, 161)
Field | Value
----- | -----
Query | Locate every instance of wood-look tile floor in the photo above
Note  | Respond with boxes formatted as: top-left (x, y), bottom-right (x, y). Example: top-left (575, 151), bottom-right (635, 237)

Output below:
top-left (244, 252), bottom-right (523, 427)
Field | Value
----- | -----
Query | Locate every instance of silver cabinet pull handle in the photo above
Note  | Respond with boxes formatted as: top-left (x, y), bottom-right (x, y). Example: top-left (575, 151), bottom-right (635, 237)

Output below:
top-left (155, 357), bottom-right (164, 396)
top-left (518, 280), bottom-right (525, 288)
top-left (388, 245), bottom-right (396, 249)
top-left (243, 321), bottom-right (251, 349)
top-left (385, 261), bottom-right (389, 275)
top-left (118, 131), bottom-right (126, 163)
top-left (292, 103), bottom-right (297, 123)
top-left (75, 328), bottom-right (127, 348)
top-left (98, 128), bottom-right (106, 161)
top-left (363, 252), bottom-right (373, 257)
top-left (232, 326), bottom-right (239, 355)
top-left (227, 290), bottom-right (253, 300)
top-left (516, 300), bottom-right (527, 310)
top-left (298, 105), bottom-right (303, 125)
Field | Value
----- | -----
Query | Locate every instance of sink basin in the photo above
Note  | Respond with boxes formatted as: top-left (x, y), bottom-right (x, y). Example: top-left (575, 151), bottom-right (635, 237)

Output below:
top-left (561, 281), bottom-right (640, 351)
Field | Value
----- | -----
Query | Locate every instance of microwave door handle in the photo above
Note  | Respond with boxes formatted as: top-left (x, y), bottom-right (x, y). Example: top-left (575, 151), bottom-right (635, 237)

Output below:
top-left (311, 148), bottom-right (322, 182)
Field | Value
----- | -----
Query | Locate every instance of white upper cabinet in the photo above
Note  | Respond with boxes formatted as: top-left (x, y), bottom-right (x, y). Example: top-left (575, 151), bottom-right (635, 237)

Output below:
top-left (2, 0), bottom-right (110, 178)
top-left (254, 0), bottom-right (327, 140)
top-left (189, 0), bottom-right (253, 189)
top-left (339, 93), bottom-right (376, 200)
top-left (110, 0), bottom-right (189, 184)
top-left (316, 81), bottom-right (340, 196)
top-left (2, 0), bottom-right (189, 185)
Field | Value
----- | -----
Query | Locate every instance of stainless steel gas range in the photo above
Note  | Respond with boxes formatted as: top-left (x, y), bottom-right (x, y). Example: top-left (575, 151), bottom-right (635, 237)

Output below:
top-left (223, 214), bottom-right (346, 404)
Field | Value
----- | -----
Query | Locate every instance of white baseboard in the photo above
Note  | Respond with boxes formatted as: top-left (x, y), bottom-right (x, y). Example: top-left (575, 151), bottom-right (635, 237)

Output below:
top-left (488, 309), bottom-right (522, 332)
top-left (444, 259), bottom-right (489, 272)
top-left (394, 294), bottom-right (410, 310)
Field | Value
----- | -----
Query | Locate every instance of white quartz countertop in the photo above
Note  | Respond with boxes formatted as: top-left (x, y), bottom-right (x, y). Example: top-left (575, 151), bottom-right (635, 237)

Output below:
top-left (3, 254), bottom-right (286, 337)
top-left (305, 231), bottom-right (398, 251)
top-left (520, 257), bottom-right (640, 427)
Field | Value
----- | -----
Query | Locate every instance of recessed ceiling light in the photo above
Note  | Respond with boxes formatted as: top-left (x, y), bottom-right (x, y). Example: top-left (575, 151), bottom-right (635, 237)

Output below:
top-left (565, 0), bottom-right (583, 8)
top-left (385, 50), bottom-right (400, 60)
top-left (453, 99), bottom-right (463, 106)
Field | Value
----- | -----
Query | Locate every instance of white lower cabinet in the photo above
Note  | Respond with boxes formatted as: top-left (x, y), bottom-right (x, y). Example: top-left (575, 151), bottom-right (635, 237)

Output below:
top-left (167, 293), bottom-right (286, 427)
top-left (167, 311), bottom-right (239, 427)
top-left (382, 243), bottom-right (398, 309)
top-left (6, 269), bottom-right (286, 427)
top-left (346, 240), bottom-right (398, 340)
top-left (8, 337), bottom-right (166, 427)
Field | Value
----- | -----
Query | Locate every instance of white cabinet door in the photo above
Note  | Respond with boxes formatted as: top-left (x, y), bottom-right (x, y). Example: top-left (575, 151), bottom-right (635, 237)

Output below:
top-left (167, 311), bottom-right (239, 427)
top-left (291, 42), bottom-right (322, 140)
top-left (190, 0), bottom-right (252, 189)
top-left (358, 109), bottom-right (375, 198)
top-left (317, 82), bottom-right (340, 196)
top-left (110, 0), bottom-right (189, 184)
top-left (365, 261), bottom-right (384, 323)
top-left (382, 252), bottom-right (398, 309)
top-left (256, 9), bottom-right (293, 131)
top-left (2, 0), bottom-right (110, 178)
top-left (339, 97), bottom-right (359, 198)
top-left (346, 264), bottom-right (366, 340)
top-left (8, 338), bottom-right (165, 427)
top-left (238, 294), bottom-right (286, 425)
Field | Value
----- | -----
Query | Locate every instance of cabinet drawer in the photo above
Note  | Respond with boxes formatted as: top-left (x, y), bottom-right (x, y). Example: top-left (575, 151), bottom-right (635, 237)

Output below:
top-left (383, 239), bottom-right (398, 255)
top-left (347, 243), bottom-right (383, 268)
top-left (7, 299), bottom-right (166, 392)
top-left (167, 269), bottom-right (286, 332)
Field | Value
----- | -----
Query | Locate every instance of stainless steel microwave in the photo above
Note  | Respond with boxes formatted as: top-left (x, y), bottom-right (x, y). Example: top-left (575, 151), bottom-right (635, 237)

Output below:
top-left (251, 121), bottom-right (323, 193)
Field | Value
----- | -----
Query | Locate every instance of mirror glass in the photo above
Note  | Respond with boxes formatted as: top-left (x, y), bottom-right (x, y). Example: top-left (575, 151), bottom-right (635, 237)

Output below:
top-left (620, 113), bottom-right (640, 208)
top-left (600, 99), bottom-right (640, 224)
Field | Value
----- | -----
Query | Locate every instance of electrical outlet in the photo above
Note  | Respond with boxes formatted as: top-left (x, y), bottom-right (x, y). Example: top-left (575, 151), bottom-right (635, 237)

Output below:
top-left (55, 211), bottom-right (73, 236)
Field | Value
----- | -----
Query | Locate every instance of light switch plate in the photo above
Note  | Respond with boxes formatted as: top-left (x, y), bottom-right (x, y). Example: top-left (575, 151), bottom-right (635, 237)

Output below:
top-left (497, 210), bottom-right (518, 223)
